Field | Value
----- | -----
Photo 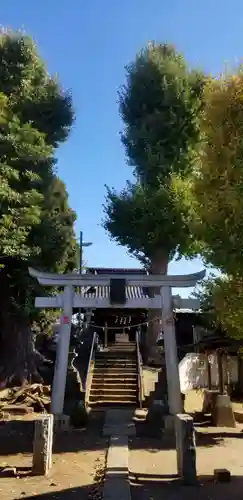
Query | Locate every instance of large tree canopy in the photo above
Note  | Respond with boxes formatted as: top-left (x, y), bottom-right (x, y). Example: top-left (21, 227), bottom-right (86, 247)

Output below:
top-left (103, 43), bottom-right (204, 269)
top-left (190, 70), bottom-right (243, 340)
top-left (0, 32), bottom-right (77, 387)
top-left (191, 71), bottom-right (243, 276)
top-left (103, 43), bottom-right (204, 360)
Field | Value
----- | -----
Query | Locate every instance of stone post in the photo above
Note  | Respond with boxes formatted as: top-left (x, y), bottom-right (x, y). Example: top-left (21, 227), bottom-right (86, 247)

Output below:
top-left (32, 414), bottom-right (53, 476)
top-left (175, 413), bottom-right (197, 484)
top-left (51, 284), bottom-right (73, 414)
top-left (161, 285), bottom-right (182, 416)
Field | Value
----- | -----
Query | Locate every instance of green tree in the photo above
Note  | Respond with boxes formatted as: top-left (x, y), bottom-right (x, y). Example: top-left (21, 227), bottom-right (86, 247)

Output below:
top-left (103, 43), bottom-right (204, 358)
top-left (191, 71), bottom-right (243, 276)
top-left (195, 275), bottom-right (243, 340)
top-left (0, 32), bottom-right (76, 387)
top-left (189, 70), bottom-right (243, 341)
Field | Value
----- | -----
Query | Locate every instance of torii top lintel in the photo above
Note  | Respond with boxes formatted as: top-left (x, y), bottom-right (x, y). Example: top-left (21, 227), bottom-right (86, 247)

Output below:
top-left (28, 267), bottom-right (205, 288)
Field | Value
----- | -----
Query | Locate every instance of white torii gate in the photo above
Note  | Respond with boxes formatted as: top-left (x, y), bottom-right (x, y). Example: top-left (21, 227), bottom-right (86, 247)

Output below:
top-left (29, 267), bottom-right (205, 416)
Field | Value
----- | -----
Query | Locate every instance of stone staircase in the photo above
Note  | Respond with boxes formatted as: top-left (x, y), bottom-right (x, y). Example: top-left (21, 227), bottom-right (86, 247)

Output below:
top-left (88, 341), bottom-right (138, 408)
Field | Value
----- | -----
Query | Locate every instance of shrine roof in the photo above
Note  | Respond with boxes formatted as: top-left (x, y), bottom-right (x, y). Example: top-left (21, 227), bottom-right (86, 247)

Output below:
top-left (84, 267), bottom-right (149, 300)
top-left (87, 267), bottom-right (148, 275)
top-left (82, 284), bottom-right (150, 300)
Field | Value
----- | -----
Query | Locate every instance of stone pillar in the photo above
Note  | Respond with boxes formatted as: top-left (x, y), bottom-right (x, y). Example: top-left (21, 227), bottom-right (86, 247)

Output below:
top-left (161, 285), bottom-right (182, 415)
top-left (175, 413), bottom-right (197, 484)
top-left (213, 394), bottom-right (236, 428)
top-left (32, 414), bottom-right (53, 476)
top-left (51, 285), bottom-right (73, 415)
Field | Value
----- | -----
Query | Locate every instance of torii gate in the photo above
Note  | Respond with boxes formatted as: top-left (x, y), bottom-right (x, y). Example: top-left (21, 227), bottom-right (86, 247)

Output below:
top-left (29, 267), bottom-right (205, 416)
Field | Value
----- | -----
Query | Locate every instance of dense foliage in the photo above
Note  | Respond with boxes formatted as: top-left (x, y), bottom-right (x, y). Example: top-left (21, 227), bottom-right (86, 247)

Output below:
top-left (191, 71), bottom-right (243, 276)
top-left (0, 32), bottom-right (77, 386)
top-left (102, 43), bottom-right (204, 360)
top-left (103, 43), bottom-right (204, 269)
top-left (189, 70), bottom-right (243, 339)
top-left (103, 44), bottom-right (243, 343)
top-left (194, 275), bottom-right (243, 340)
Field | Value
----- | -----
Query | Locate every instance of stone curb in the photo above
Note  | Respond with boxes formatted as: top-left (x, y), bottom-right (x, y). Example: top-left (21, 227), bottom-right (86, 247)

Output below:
top-left (103, 435), bottom-right (131, 500)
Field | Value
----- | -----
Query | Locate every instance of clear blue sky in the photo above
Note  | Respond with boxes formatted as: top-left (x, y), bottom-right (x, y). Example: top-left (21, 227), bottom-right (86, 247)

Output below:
top-left (1, 0), bottom-right (241, 294)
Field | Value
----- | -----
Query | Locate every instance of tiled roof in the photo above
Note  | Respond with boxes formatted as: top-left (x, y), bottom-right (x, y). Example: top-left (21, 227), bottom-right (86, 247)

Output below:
top-left (82, 285), bottom-right (149, 300)
top-left (87, 267), bottom-right (148, 276)
top-left (84, 267), bottom-right (149, 300)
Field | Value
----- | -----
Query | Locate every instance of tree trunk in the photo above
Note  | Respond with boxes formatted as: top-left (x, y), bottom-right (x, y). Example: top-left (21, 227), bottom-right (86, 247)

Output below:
top-left (0, 259), bottom-right (47, 389)
top-left (146, 250), bottom-right (168, 365)
top-left (0, 321), bottom-right (44, 389)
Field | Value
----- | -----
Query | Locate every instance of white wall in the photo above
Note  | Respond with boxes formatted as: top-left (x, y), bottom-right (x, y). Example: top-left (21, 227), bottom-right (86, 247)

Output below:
top-left (179, 352), bottom-right (238, 394)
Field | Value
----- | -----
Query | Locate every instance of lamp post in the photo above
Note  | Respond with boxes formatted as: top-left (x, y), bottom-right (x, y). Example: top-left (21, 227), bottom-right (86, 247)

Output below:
top-left (79, 231), bottom-right (92, 333)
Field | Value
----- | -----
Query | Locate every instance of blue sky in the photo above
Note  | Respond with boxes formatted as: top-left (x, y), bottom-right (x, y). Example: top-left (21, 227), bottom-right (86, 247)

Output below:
top-left (1, 0), bottom-right (241, 295)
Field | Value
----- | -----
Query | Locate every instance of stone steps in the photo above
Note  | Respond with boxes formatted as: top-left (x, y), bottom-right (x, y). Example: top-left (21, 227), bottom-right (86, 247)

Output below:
top-left (94, 366), bottom-right (137, 375)
top-left (92, 375), bottom-right (136, 381)
top-left (90, 387), bottom-right (137, 396)
top-left (92, 380), bottom-right (137, 388)
top-left (92, 382), bottom-right (137, 389)
top-left (95, 362), bottom-right (137, 368)
top-left (89, 395), bottom-right (137, 404)
top-left (88, 341), bottom-right (139, 408)
top-left (107, 345), bottom-right (136, 353)
top-left (95, 356), bottom-right (137, 361)
top-left (89, 401), bottom-right (136, 408)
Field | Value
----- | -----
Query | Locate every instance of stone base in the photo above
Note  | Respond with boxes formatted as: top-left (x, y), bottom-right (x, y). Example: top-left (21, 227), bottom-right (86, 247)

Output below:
top-left (214, 468), bottom-right (231, 483)
top-left (163, 414), bottom-right (175, 434)
top-left (213, 394), bottom-right (236, 428)
top-left (70, 401), bottom-right (87, 428)
top-left (53, 414), bottom-right (70, 433)
top-left (134, 408), bottom-right (148, 421)
top-left (146, 401), bottom-right (165, 436)
top-left (202, 389), bottom-right (220, 414)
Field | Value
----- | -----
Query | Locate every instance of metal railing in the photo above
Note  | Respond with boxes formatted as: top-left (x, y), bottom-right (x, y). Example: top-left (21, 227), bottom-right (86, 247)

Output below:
top-left (84, 331), bottom-right (97, 408)
top-left (136, 330), bottom-right (144, 409)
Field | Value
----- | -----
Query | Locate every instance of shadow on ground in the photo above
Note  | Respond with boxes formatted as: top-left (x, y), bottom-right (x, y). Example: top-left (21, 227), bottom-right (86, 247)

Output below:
top-left (0, 416), bottom-right (105, 456)
top-left (196, 428), bottom-right (243, 447)
top-left (130, 425), bottom-right (243, 452)
top-left (21, 484), bottom-right (98, 500)
top-left (130, 473), bottom-right (243, 500)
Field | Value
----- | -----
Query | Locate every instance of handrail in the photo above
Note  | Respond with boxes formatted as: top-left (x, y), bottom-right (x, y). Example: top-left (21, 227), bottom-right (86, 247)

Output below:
top-left (136, 330), bottom-right (144, 409)
top-left (84, 331), bottom-right (97, 408)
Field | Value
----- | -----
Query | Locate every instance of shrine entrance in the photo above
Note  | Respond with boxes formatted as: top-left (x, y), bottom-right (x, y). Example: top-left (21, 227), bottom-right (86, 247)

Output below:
top-left (29, 266), bottom-right (205, 416)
